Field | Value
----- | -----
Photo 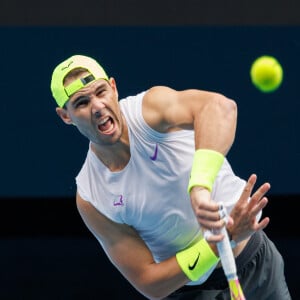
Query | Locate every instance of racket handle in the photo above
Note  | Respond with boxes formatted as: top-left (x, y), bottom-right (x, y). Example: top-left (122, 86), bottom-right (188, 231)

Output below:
top-left (217, 204), bottom-right (246, 299)
top-left (216, 211), bottom-right (237, 279)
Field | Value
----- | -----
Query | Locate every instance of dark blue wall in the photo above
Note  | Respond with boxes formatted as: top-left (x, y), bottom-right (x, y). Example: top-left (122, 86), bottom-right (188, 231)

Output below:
top-left (0, 25), bottom-right (299, 300)
top-left (1, 26), bottom-right (299, 197)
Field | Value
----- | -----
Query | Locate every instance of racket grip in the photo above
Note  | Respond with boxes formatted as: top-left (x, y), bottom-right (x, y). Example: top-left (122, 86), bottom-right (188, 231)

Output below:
top-left (217, 203), bottom-right (237, 280)
top-left (217, 219), bottom-right (237, 279)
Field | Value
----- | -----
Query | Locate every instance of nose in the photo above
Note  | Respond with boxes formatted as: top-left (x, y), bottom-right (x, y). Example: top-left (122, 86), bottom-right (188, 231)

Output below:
top-left (94, 111), bottom-right (101, 118)
top-left (91, 97), bottom-right (105, 118)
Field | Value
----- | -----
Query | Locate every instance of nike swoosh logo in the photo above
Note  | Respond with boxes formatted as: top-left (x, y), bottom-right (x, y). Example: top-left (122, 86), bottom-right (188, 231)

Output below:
top-left (188, 252), bottom-right (200, 270)
top-left (61, 61), bottom-right (73, 71)
top-left (150, 144), bottom-right (158, 161)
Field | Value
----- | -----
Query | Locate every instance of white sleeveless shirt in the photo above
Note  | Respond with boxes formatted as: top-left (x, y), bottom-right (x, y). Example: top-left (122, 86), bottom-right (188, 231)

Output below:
top-left (76, 91), bottom-right (246, 284)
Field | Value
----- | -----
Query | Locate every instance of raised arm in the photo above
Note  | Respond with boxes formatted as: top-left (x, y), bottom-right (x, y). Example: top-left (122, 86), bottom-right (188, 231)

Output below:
top-left (143, 86), bottom-right (238, 237)
top-left (142, 86), bottom-right (237, 155)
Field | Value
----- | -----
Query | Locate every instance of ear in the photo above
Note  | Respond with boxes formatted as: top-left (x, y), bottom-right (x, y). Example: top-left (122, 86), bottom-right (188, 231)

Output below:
top-left (56, 107), bottom-right (73, 125)
top-left (109, 77), bottom-right (119, 99)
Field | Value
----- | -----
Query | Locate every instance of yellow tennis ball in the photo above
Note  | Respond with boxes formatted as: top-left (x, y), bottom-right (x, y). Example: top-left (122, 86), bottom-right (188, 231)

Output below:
top-left (250, 55), bottom-right (283, 93)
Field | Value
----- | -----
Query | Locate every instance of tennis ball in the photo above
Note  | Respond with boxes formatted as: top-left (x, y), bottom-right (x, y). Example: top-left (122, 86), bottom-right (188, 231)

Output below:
top-left (250, 55), bottom-right (283, 93)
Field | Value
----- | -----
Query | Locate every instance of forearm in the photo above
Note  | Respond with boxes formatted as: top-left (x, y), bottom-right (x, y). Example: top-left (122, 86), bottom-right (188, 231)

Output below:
top-left (111, 237), bottom-right (220, 299)
top-left (130, 257), bottom-right (189, 299)
top-left (127, 243), bottom-right (219, 299)
top-left (193, 94), bottom-right (237, 155)
top-left (138, 239), bottom-right (219, 296)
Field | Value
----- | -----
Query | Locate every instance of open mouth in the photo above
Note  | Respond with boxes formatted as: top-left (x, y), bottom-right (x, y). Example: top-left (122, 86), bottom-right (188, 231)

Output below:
top-left (98, 116), bottom-right (114, 134)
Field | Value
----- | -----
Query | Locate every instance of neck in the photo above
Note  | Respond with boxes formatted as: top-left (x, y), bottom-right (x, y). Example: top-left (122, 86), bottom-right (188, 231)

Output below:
top-left (91, 123), bottom-right (130, 172)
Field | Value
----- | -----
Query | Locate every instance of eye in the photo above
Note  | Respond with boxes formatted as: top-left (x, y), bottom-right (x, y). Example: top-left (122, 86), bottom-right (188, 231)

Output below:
top-left (72, 96), bottom-right (89, 108)
top-left (96, 89), bottom-right (106, 97)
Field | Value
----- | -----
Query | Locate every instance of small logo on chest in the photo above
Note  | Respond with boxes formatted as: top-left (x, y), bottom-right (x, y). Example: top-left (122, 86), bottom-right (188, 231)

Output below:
top-left (113, 195), bottom-right (124, 206)
top-left (150, 144), bottom-right (158, 161)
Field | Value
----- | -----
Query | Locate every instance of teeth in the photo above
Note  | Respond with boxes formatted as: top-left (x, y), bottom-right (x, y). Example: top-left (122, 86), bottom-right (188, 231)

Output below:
top-left (99, 117), bottom-right (109, 125)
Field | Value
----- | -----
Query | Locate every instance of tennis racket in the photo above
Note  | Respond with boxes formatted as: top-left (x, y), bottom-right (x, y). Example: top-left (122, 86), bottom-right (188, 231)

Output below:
top-left (217, 204), bottom-right (246, 300)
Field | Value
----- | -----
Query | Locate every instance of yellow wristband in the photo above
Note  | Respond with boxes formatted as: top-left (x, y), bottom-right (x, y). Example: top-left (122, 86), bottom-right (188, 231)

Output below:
top-left (188, 149), bottom-right (224, 193)
top-left (176, 238), bottom-right (219, 281)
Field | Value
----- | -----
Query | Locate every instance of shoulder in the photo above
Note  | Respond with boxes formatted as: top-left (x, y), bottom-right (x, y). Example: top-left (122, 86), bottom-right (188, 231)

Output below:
top-left (143, 86), bottom-right (231, 113)
top-left (141, 86), bottom-right (179, 132)
top-left (143, 86), bottom-right (178, 106)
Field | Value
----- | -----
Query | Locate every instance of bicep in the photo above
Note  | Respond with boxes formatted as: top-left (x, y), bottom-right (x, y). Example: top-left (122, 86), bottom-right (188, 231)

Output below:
top-left (143, 86), bottom-right (232, 132)
top-left (143, 86), bottom-right (237, 154)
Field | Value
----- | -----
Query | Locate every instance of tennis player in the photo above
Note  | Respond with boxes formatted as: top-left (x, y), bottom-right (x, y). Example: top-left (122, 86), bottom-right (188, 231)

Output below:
top-left (50, 55), bottom-right (291, 299)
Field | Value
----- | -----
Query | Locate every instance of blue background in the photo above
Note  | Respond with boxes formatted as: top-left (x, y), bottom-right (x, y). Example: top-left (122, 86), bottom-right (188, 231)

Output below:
top-left (1, 26), bottom-right (299, 197)
top-left (0, 23), bottom-right (298, 299)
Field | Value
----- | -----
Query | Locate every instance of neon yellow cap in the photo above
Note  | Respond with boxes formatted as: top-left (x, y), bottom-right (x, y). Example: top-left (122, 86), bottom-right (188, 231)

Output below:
top-left (50, 55), bottom-right (109, 107)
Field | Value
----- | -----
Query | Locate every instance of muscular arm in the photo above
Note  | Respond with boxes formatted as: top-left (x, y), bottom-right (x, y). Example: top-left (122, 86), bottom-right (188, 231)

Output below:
top-left (142, 86), bottom-right (237, 155)
top-left (76, 193), bottom-right (190, 299)
top-left (143, 86), bottom-right (237, 236)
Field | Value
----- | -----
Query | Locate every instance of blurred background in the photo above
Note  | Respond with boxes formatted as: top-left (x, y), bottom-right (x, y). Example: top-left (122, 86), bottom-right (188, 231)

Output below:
top-left (0, 0), bottom-right (299, 299)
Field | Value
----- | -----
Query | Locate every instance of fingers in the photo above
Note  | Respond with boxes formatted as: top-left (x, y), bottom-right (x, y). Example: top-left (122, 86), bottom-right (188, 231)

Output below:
top-left (248, 183), bottom-right (271, 216)
top-left (251, 183), bottom-right (271, 203)
top-left (249, 216), bottom-right (270, 236)
top-left (240, 174), bottom-right (257, 202)
top-left (203, 209), bottom-right (232, 243)
top-left (255, 217), bottom-right (270, 231)
top-left (194, 201), bottom-right (221, 222)
top-left (250, 196), bottom-right (269, 217)
top-left (196, 202), bottom-right (231, 230)
top-left (200, 217), bottom-right (228, 231)
top-left (242, 174), bottom-right (271, 215)
top-left (204, 230), bottom-right (224, 243)
top-left (220, 175), bottom-right (271, 243)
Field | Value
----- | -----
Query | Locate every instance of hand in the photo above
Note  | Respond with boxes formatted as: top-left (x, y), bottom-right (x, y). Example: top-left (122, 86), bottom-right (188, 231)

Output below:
top-left (227, 174), bottom-right (270, 244)
top-left (190, 186), bottom-right (233, 243)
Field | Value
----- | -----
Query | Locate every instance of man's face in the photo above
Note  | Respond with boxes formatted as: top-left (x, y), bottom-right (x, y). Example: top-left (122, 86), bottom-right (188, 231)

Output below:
top-left (58, 74), bottom-right (123, 147)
